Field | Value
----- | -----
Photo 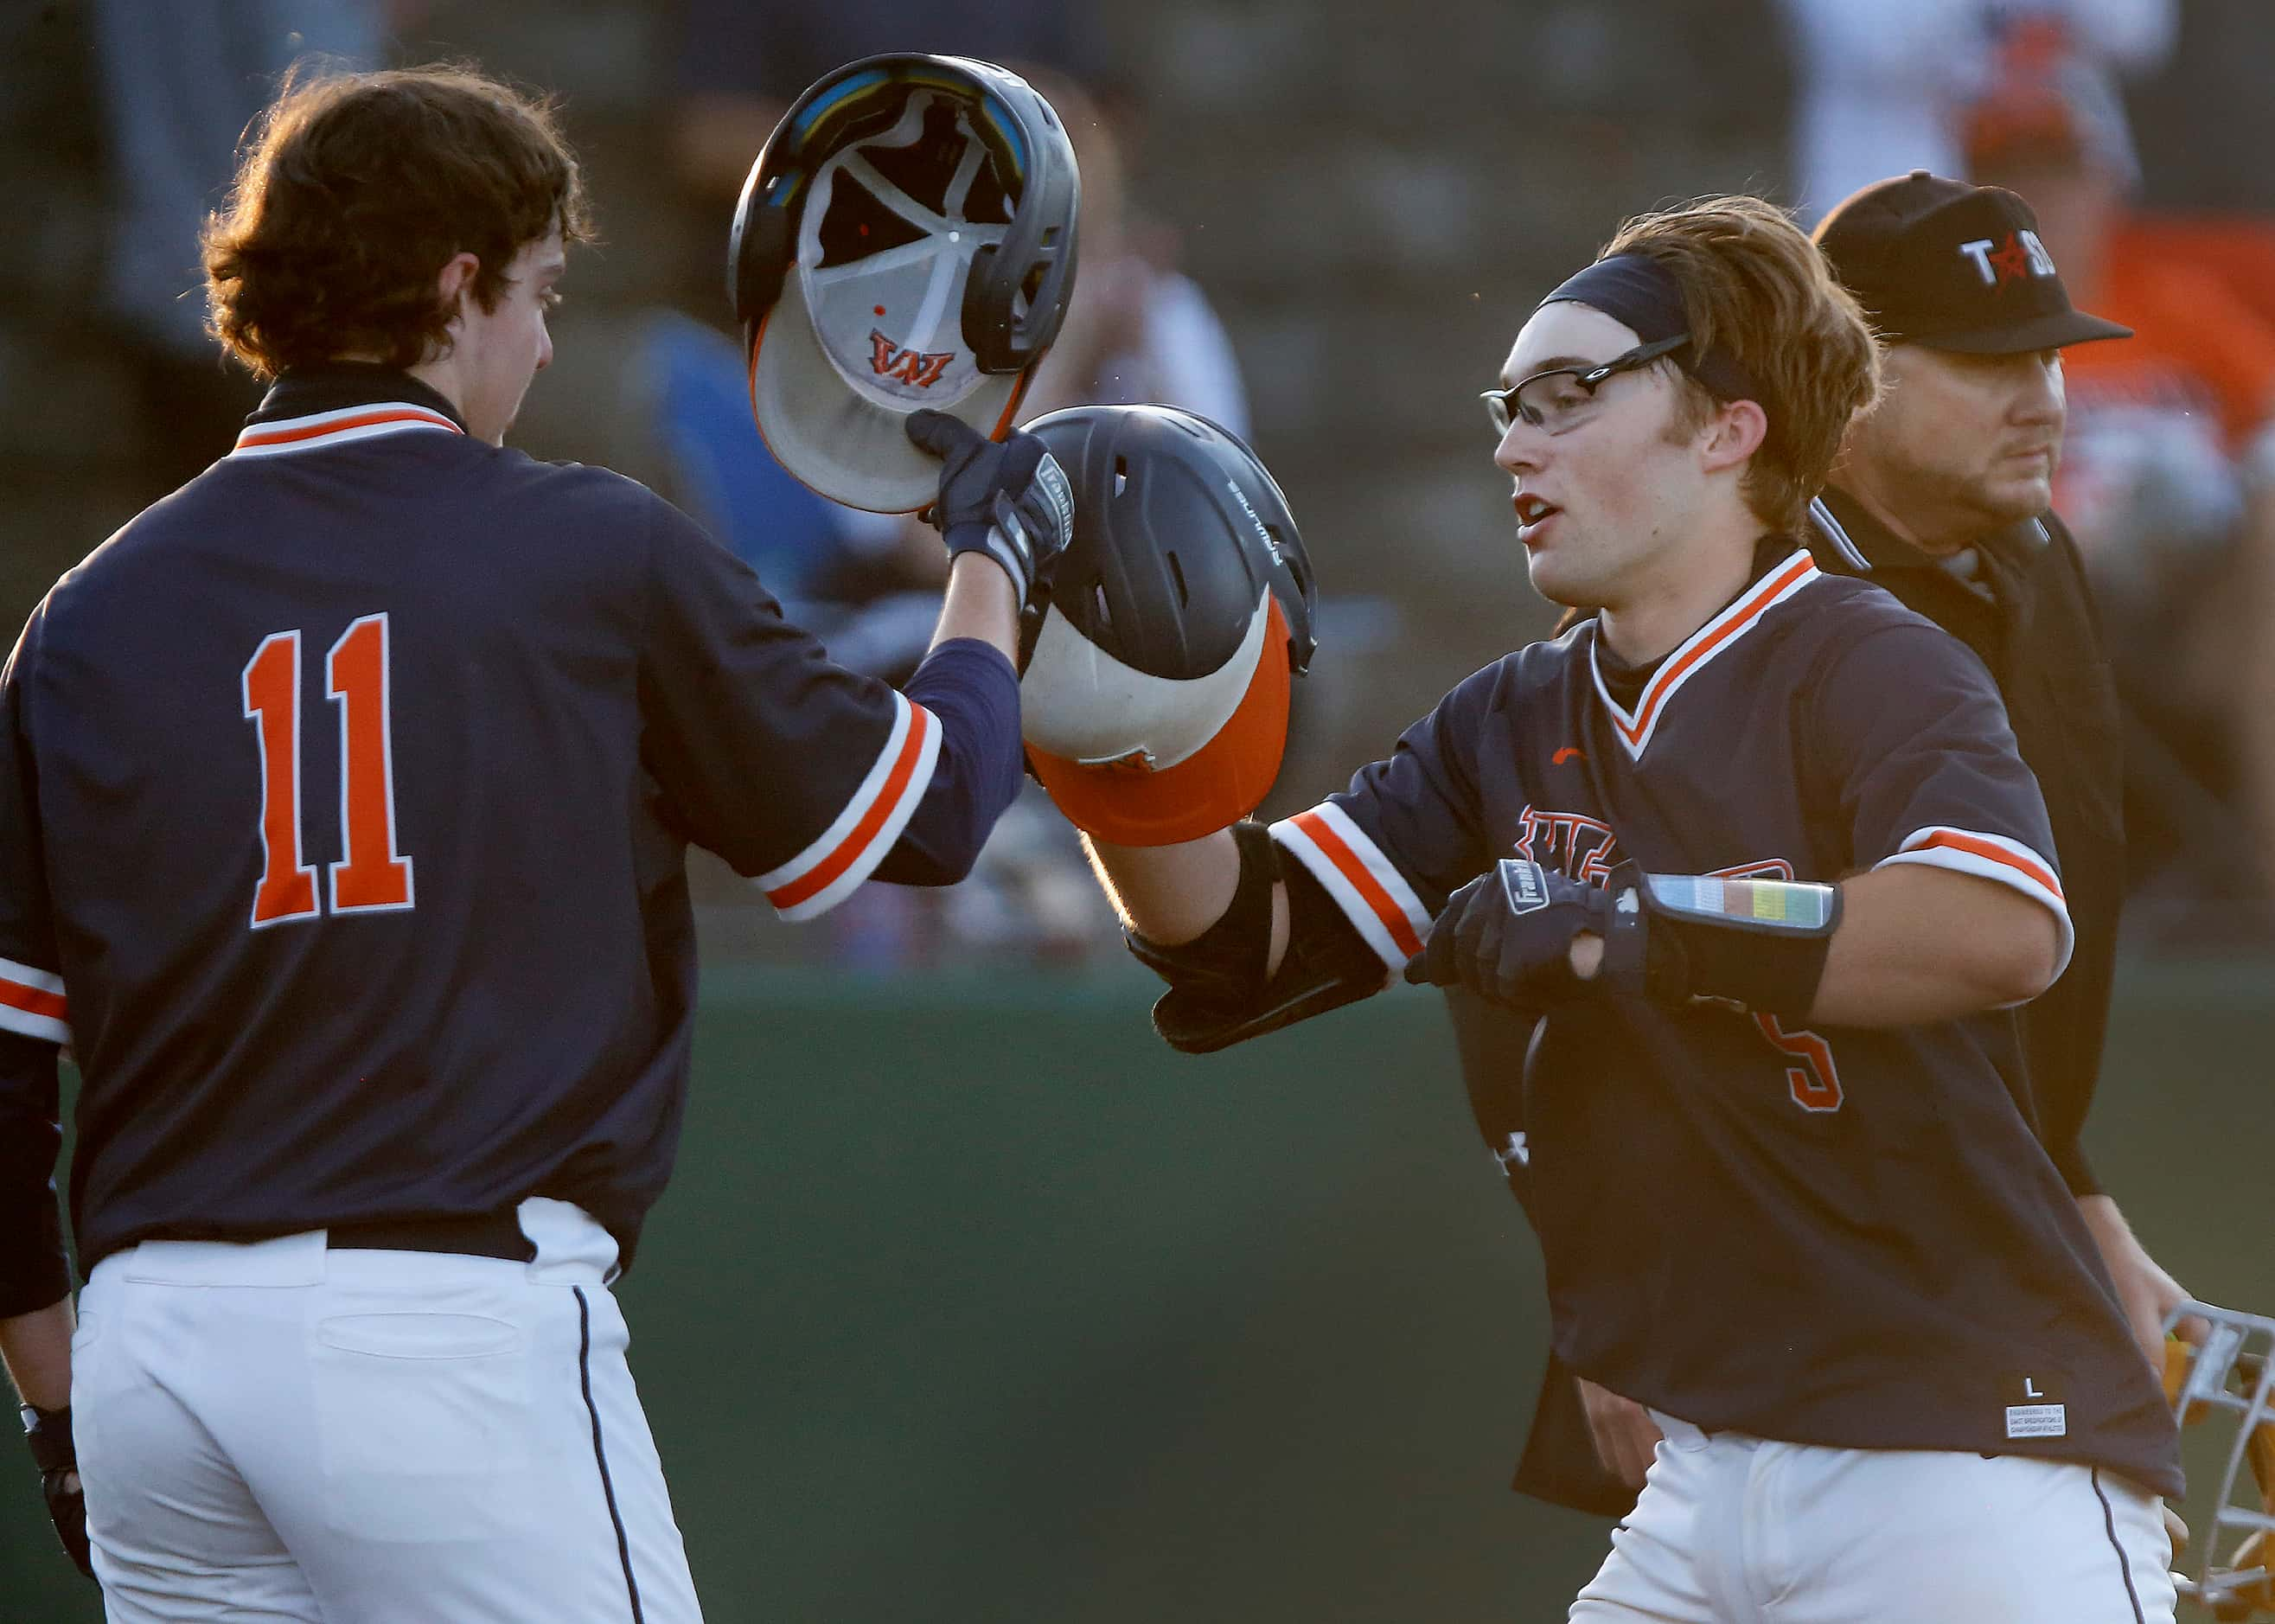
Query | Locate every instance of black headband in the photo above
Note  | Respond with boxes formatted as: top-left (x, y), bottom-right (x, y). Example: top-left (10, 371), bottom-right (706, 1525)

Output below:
top-left (1539, 253), bottom-right (1763, 406)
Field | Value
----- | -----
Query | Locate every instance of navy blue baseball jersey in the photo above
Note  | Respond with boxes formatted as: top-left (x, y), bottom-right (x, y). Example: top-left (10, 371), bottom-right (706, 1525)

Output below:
top-left (1270, 547), bottom-right (2182, 1495)
top-left (0, 367), bottom-right (1022, 1314)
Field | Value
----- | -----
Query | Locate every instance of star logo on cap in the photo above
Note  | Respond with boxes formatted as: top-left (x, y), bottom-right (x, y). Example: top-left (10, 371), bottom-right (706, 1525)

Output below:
top-left (1957, 228), bottom-right (2059, 289)
top-left (1986, 232), bottom-right (2035, 286)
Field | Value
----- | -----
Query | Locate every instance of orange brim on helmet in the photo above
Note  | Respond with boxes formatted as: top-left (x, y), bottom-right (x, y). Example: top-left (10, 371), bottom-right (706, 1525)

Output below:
top-left (1023, 595), bottom-right (1295, 847)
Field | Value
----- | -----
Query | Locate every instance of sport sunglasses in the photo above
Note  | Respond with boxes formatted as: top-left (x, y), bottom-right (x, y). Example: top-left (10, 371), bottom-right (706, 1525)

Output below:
top-left (1481, 333), bottom-right (1691, 437)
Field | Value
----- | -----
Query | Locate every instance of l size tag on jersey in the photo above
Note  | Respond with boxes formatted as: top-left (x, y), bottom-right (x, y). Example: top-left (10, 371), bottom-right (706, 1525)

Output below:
top-left (2001, 1371), bottom-right (2069, 1438)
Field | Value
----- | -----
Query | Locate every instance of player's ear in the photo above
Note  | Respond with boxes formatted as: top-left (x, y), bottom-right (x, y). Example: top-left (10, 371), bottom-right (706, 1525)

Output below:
top-left (434, 252), bottom-right (481, 322)
top-left (1697, 398), bottom-right (1768, 475)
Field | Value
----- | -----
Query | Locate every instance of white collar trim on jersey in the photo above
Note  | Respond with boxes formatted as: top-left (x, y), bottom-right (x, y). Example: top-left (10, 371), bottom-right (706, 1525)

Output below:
top-left (227, 401), bottom-right (464, 459)
top-left (1589, 548), bottom-right (1820, 760)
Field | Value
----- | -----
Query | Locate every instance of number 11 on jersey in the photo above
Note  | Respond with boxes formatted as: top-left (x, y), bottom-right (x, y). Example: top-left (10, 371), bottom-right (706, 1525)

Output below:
top-left (241, 613), bottom-right (416, 928)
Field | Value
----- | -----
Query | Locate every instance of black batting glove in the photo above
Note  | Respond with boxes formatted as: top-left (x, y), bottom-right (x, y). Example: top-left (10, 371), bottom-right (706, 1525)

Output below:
top-left (1403, 859), bottom-right (1611, 1006)
top-left (21, 1403), bottom-right (93, 1581)
top-left (904, 409), bottom-right (1075, 612)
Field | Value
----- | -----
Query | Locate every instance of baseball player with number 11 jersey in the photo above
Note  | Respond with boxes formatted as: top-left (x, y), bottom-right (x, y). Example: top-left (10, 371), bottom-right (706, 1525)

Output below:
top-left (0, 61), bottom-right (1077, 1620)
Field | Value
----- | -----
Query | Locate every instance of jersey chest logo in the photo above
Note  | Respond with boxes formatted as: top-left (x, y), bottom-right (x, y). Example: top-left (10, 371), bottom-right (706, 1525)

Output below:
top-left (1508, 829), bottom-right (1849, 1114)
top-left (1511, 805), bottom-right (1622, 886)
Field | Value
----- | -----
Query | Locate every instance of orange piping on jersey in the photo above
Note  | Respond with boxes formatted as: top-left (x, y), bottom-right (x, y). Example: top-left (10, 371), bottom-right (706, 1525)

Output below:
top-left (765, 704), bottom-right (935, 912)
top-left (1291, 809), bottom-right (1426, 960)
top-left (1906, 829), bottom-right (2065, 900)
top-left (1612, 553), bottom-right (1817, 748)
top-left (0, 975), bottom-right (66, 1025)
top-left (233, 408), bottom-right (462, 450)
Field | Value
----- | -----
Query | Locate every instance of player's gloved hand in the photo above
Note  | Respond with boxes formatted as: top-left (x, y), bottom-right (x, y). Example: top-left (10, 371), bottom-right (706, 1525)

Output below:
top-left (21, 1403), bottom-right (93, 1580)
top-left (1404, 860), bottom-right (1609, 1005)
top-left (904, 410), bottom-right (1075, 614)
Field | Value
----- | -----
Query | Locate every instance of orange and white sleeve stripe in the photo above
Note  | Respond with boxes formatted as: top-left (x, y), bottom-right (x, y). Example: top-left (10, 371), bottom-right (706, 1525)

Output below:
top-left (0, 956), bottom-right (68, 1045)
top-left (757, 693), bottom-right (942, 922)
top-left (1269, 802), bottom-right (1434, 978)
top-left (1875, 826), bottom-right (2074, 983)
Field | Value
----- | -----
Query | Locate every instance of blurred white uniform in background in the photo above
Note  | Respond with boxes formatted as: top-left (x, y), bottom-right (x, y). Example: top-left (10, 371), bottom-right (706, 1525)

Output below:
top-left (1775, 0), bottom-right (2176, 219)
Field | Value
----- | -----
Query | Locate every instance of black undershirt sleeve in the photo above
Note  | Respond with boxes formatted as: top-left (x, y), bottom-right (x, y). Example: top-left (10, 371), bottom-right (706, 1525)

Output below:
top-left (0, 1031), bottom-right (67, 1318)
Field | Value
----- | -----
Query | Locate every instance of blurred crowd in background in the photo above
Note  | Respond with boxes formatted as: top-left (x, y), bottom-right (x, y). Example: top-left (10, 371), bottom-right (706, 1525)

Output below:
top-left (7, 0), bottom-right (2275, 969)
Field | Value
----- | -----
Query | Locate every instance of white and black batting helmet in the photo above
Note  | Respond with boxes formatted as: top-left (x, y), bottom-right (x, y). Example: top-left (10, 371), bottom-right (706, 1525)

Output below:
top-left (729, 54), bottom-right (1080, 512)
top-left (1018, 405), bottom-right (1317, 847)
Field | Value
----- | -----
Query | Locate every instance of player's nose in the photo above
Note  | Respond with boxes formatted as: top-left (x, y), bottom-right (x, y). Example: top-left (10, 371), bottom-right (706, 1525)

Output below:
top-left (1494, 420), bottom-right (1545, 477)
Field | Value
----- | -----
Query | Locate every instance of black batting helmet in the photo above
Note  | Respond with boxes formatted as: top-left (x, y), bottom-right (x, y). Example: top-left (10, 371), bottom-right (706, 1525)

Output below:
top-left (1018, 405), bottom-right (1317, 846)
top-left (729, 54), bottom-right (1080, 512)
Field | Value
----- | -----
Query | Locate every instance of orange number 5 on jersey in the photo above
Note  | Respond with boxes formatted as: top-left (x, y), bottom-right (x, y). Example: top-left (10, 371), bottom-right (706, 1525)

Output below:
top-left (1754, 1012), bottom-right (1844, 1112)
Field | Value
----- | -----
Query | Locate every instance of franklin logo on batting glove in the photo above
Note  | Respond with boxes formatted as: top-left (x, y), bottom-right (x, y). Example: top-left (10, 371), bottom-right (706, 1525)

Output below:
top-left (904, 409), bottom-right (1075, 611)
top-left (1501, 856), bottom-right (1551, 915)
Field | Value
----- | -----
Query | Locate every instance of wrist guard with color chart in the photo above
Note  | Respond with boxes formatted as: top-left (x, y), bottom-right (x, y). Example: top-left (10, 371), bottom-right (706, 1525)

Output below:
top-left (1125, 821), bottom-right (1387, 1052)
top-left (1599, 866), bottom-right (1841, 1018)
top-left (1408, 860), bottom-right (1840, 1019)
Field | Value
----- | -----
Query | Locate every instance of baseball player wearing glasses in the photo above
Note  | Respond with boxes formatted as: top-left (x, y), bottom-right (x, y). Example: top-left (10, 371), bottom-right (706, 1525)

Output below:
top-left (1080, 195), bottom-right (2180, 1621)
top-left (1475, 175), bottom-right (2199, 1553)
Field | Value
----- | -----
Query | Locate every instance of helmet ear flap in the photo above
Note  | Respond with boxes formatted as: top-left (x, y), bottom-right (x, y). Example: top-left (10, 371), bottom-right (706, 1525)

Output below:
top-left (960, 241), bottom-right (1006, 368)
top-left (957, 152), bottom-right (1079, 370)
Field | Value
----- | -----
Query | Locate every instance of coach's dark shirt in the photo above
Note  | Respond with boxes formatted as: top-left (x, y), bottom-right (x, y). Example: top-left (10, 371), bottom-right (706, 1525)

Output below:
top-left (0, 368), bottom-right (1022, 1312)
top-left (1807, 490), bottom-right (2125, 1198)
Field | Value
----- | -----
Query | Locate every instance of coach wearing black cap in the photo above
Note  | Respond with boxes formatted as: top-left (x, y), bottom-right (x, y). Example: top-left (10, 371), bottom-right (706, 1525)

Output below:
top-left (1809, 171), bottom-right (2173, 1353)
top-left (1485, 172), bottom-right (2196, 1521)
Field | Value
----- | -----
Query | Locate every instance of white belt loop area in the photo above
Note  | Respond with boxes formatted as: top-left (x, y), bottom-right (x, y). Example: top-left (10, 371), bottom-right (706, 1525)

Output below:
top-left (514, 1197), bottom-right (621, 1285)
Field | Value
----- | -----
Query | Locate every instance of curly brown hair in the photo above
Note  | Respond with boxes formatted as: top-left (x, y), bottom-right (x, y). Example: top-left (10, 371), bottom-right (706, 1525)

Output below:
top-left (1600, 195), bottom-right (1882, 535)
top-left (203, 63), bottom-right (595, 380)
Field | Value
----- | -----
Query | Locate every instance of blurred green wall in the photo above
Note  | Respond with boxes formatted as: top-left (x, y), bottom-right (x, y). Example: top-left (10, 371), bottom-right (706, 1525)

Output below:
top-left (3, 962), bottom-right (2268, 1621)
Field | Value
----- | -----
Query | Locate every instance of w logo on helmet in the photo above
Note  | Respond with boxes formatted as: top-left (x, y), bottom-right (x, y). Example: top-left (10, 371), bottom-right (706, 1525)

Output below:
top-left (869, 330), bottom-right (957, 388)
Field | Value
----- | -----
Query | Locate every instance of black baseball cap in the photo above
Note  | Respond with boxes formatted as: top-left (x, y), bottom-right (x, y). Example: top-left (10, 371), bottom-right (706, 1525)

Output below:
top-left (1813, 171), bottom-right (2131, 354)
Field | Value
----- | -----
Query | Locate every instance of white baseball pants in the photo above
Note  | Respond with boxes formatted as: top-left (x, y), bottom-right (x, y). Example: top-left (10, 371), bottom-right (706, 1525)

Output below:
top-left (1569, 1410), bottom-right (2176, 1623)
top-left (71, 1198), bottom-right (700, 1621)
